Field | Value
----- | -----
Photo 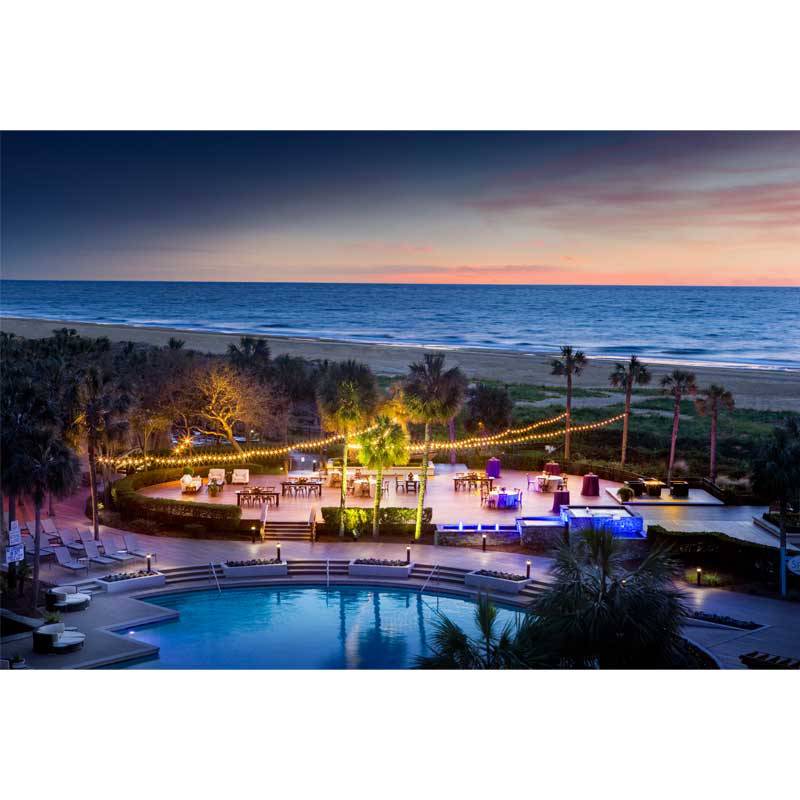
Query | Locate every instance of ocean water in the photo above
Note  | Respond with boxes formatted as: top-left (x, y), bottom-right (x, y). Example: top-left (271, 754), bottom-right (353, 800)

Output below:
top-left (1, 281), bottom-right (798, 370)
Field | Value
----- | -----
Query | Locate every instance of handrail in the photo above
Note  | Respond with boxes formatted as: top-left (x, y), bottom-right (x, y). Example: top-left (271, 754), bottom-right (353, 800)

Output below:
top-left (419, 564), bottom-right (439, 594)
top-left (210, 562), bottom-right (222, 593)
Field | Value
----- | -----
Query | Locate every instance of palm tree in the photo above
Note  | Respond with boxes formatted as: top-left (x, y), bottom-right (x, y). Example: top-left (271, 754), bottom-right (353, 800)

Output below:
top-left (417, 594), bottom-right (529, 669)
top-left (356, 415), bottom-right (409, 538)
top-left (403, 354), bottom-right (467, 540)
top-left (464, 383), bottom-right (513, 436)
top-left (609, 356), bottom-right (651, 467)
top-left (12, 428), bottom-right (80, 607)
top-left (77, 367), bottom-right (130, 540)
top-left (751, 419), bottom-right (800, 597)
top-left (316, 361), bottom-right (378, 537)
top-left (695, 385), bottom-right (735, 483)
top-left (660, 369), bottom-right (697, 485)
top-left (228, 336), bottom-right (271, 382)
top-left (419, 530), bottom-right (690, 669)
top-left (551, 346), bottom-right (588, 461)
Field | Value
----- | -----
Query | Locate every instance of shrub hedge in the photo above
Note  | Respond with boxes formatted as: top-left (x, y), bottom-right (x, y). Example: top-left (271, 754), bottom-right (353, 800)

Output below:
top-left (111, 467), bottom-right (242, 532)
top-left (320, 506), bottom-right (433, 535)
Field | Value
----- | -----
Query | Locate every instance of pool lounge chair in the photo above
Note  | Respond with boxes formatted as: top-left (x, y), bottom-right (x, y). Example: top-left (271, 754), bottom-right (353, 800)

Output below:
top-left (53, 546), bottom-right (89, 575)
top-left (122, 534), bottom-right (156, 561)
top-left (32, 623), bottom-right (86, 654)
top-left (100, 536), bottom-right (138, 565)
top-left (231, 469), bottom-right (250, 485)
top-left (83, 539), bottom-right (115, 566)
top-left (41, 518), bottom-right (60, 538)
top-left (24, 536), bottom-right (55, 559)
top-left (63, 528), bottom-right (88, 553)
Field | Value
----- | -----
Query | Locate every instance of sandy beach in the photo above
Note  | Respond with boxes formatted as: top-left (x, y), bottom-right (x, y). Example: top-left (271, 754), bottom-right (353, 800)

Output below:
top-left (2, 316), bottom-right (798, 412)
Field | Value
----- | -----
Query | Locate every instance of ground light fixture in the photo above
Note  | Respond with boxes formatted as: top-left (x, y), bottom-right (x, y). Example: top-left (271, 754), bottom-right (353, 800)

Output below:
top-left (251, 525), bottom-right (256, 543)
top-left (406, 545), bottom-right (411, 564)
top-left (146, 553), bottom-right (154, 573)
top-left (482, 534), bottom-right (487, 552)
top-left (526, 561), bottom-right (531, 579)
top-left (276, 542), bottom-right (282, 562)
top-left (697, 567), bottom-right (702, 586)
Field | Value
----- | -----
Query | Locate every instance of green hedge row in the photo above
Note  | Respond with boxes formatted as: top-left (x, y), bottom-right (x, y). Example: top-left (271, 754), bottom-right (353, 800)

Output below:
top-left (111, 468), bottom-right (242, 532)
top-left (320, 506), bottom-right (433, 535)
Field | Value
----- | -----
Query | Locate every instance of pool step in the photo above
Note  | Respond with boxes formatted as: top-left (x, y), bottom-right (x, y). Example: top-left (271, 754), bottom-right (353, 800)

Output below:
top-left (158, 560), bottom-right (547, 599)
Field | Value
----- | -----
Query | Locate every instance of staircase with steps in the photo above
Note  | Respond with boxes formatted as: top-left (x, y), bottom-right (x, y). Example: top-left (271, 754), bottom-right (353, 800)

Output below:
top-left (157, 560), bottom-right (548, 601)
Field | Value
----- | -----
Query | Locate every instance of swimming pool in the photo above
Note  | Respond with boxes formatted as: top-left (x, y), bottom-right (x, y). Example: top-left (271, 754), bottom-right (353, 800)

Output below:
top-left (120, 585), bottom-right (519, 669)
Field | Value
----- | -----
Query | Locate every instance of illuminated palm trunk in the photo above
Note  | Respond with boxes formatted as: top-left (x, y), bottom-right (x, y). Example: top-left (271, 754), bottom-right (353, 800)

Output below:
top-left (666, 393), bottom-right (682, 485)
top-left (339, 435), bottom-right (348, 537)
top-left (709, 401), bottom-right (718, 482)
top-left (372, 463), bottom-right (383, 538)
top-left (564, 372), bottom-right (573, 460)
top-left (88, 434), bottom-right (100, 540)
top-left (621, 378), bottom-right (632, 466)
top-left (414, 423), bottom-right (430, 540)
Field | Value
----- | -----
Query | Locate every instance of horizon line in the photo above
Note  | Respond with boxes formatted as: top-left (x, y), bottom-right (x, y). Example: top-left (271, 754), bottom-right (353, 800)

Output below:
top-left (1, 278), bottom-right (797, 289)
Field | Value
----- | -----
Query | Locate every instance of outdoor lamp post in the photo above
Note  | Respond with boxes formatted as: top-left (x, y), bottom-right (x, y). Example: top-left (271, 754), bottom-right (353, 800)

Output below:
top-left (277, 542), bottom-right (282, 562)
top-left (251, 525), bottom-right (256, 543)
top-left (526, 561), bottom-right (531, 579)
top-left (696, 567), bottom-right (702, 586)
top-left (406, 545), bottom-right (411, 564)
top-left (482, 534), bottom-right (487, 552)
top-left (146, 553), bottom-right (153, 573)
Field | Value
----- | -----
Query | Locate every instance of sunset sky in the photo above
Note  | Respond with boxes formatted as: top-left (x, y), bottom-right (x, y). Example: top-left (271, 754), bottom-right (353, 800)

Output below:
top-left (2, 131), bottom-right (798, 285)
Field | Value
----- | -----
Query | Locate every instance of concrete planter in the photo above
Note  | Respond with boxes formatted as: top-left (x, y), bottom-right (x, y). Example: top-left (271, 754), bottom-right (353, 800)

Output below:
top-left (100, 572), bottom-right (166, 594)
top-left (465, 570), bottom-right (529, 594)
top-left (221, 562), bottom-right (288, 578)
top-left (348, 560), bottom-right (414, 578)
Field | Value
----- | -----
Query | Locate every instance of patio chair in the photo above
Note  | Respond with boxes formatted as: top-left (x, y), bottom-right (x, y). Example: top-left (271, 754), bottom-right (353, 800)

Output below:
top-left (526, 473), bottom-right (538, 492)
top-left (180, 474), bottom-right (203, 493)
top-left (84, 539), bottom-right (115, 566)
top-left (123, 534), bottom-right (156, 561)
top-left (32, 623), bottom-right (86, 654)
top-left (208, 468), bottom-right (226, 488)
top-left (100, 536), bottom-right (138, 565)
top-left (395, 476), bottom-right (406, 493)
top-left (46, 586), bottom-right (92, 612)
top-left (231, 469), bottom-right (250, 485)
top-left (42, 518), bottom-right (60, 538)
top-left (53, 547), bottom-right (89, 575)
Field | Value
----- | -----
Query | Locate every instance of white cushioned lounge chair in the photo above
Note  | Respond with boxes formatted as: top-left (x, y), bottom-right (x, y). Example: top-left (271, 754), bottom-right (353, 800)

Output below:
top-left (54, 546), bottom-right (89, 575)
top-left (231, 469), bottom-right (250, 485)
top-left (46, 586), bottom-right (92, 612)
top-left (33, 623), bottom-right (86, 654)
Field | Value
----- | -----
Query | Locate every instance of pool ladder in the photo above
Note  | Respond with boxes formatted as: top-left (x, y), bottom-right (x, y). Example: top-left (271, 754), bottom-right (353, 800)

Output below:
top-left (210, 562), bottom-right (222, 593)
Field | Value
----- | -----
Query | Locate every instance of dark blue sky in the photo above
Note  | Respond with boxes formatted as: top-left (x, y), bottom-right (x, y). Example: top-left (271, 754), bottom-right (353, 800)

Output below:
top-left (2, 131), bottom-right (798, 284)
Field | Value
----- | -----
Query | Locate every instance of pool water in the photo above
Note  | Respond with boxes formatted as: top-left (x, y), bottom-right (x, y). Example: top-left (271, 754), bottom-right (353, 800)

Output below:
top-left (121, 586), bottom-right (519, 669)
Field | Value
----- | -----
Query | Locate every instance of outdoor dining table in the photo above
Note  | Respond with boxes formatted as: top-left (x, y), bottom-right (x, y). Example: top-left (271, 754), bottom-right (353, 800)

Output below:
top-left (551, 489), bottom-right (570, 514)
top-left (544, 461), bottom-right (562, 475)
top-left (453, 475), bottom-right (494, 491)
top-left (536, 474), bottom-right (564, 492)
top-left (281, 480), bottom-right (322, 497)
top-left (489, 488), bottom-right (521, 509)
top-left (581, 473), bottom-right (600, 497)
top-left (236, 489), bottom-right (280, 507)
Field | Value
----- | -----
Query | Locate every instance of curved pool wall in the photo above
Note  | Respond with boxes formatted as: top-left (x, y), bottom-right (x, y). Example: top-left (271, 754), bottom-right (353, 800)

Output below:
top-left (120, 585), bottom-right (520, 669)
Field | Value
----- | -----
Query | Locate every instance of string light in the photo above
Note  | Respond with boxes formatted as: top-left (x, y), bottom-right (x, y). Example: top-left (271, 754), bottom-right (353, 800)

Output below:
top-left (100, 411), bottom-right (623, 470)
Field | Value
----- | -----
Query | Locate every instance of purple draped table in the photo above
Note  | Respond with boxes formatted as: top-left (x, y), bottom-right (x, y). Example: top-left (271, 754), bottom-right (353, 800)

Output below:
top-left (486, 457), bottom-right (501, 479)
top-left (581, 473), bottom-right (600, 497)
top-left (551, 490), bottom-right (570, 514)
top-left (544, 461), bottom-right (561, 475)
